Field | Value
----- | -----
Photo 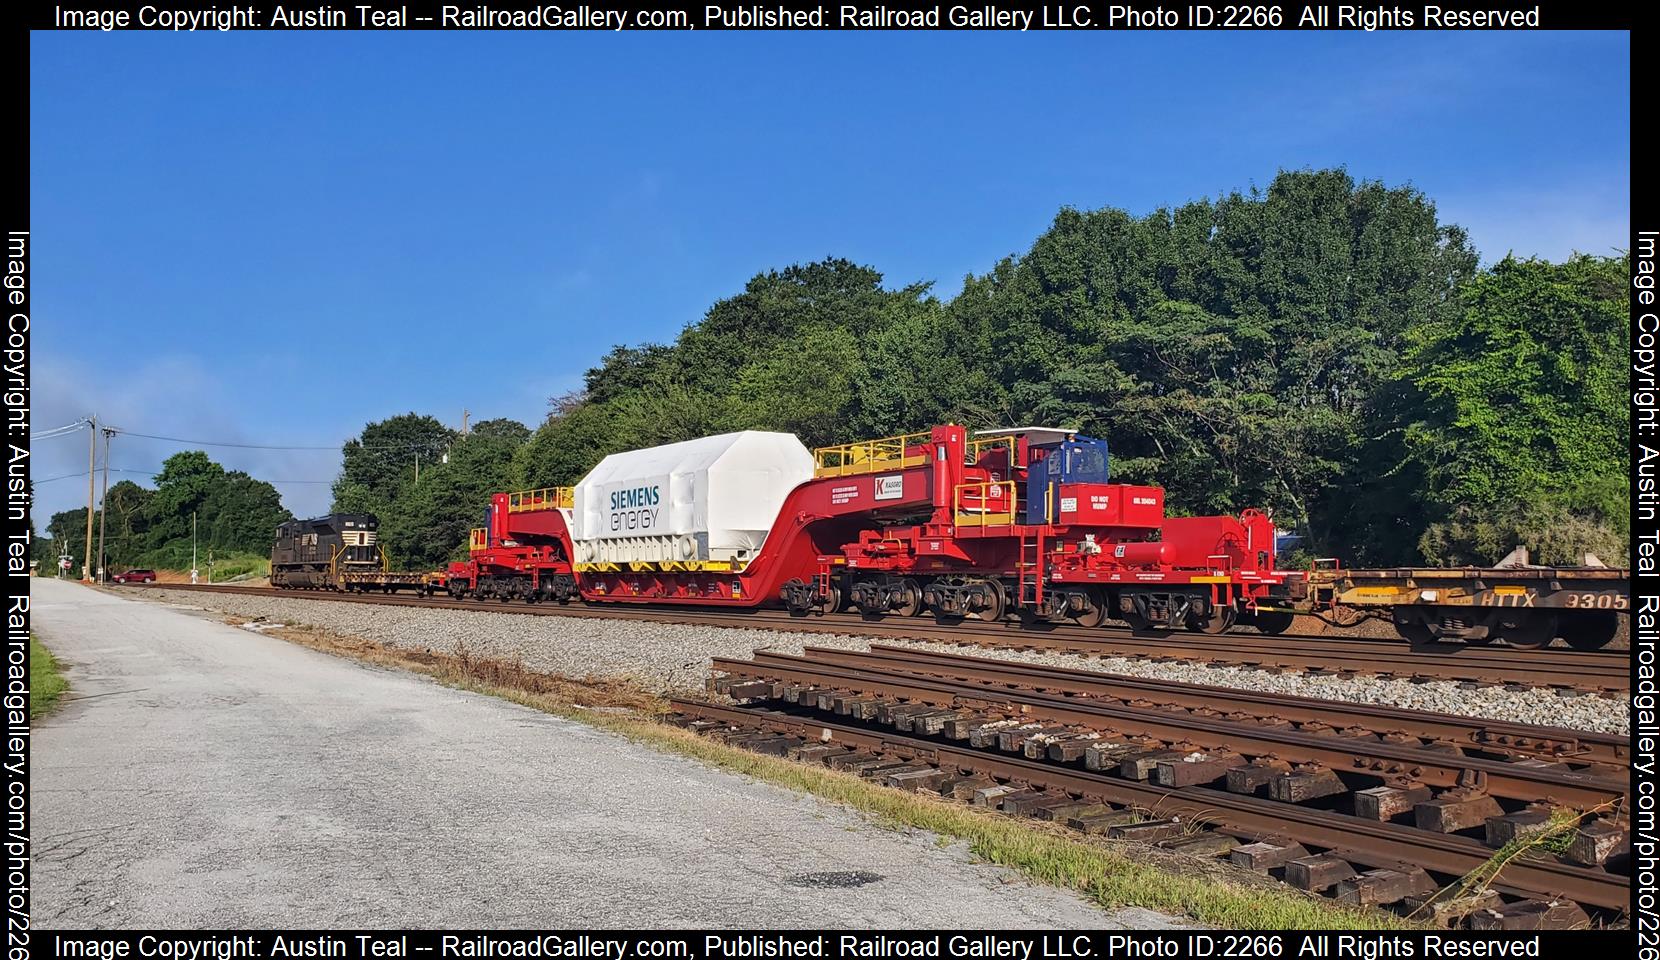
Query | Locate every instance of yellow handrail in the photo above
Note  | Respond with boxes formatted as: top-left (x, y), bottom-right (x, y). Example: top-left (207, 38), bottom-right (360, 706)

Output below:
top-left (507, 487), bottom-right (574, 512)
top-left (953, 480), bottom-right (1019, 528)
top-left (813, 430), bottom-right (933, 478)
top-left (967, 435), bottom-right (1017, 471)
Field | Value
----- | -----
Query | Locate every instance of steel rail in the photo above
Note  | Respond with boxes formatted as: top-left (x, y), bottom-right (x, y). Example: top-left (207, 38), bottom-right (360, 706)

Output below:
top-left (672, 699), bottom-right (1628, 910)
top-left (711, 653), bottom-right (1627, 809)
top-left (121, 582), bottom-right (1629, 691)
top-left (795, 644), bottom-right (1630, 766)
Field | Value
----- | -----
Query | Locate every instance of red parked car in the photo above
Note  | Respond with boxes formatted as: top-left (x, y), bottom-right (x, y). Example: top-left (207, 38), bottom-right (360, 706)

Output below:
top-left (112, 569), bottom-right (156, 583)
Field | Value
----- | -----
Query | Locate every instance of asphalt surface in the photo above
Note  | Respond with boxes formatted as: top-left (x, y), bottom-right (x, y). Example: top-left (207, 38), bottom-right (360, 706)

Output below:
top-left (32, 579), bottom-right (1177, 928)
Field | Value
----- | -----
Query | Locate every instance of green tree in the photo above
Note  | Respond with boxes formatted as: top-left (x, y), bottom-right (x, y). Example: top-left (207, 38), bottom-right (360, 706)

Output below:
top-left (332, 414), bottom-right (457, 518)
top-left (404, 169), bottom-right (1621, 570)
top-left (584, 344), bottom-right (676, 404)
top-left (134, 452), bottom-right (289, 567)
top-left (43, 453), bottom-right (288, 573)
top-left (723, 326), bottom-right (865, 446)
top-left (525, 257), bottom-right (940, 483)
top-left (141, 451), bottom-right (226, 550)
top-left (201, 472), bottom-right (289, 556)
top-left (936, 169), bottom-right (1475, 558)
top-left (672, 259), bottom-right (895, 396)
top-left (516, 401), bottom-right (630, 489)
top-left (45, 508), bottom-right (88, 575)
top-left (100, 479), bottom-right (153, 568)
top-left (384, 418), bottom-right (531, 567)
top-left (1395, 255), bottom-right (1629, 564)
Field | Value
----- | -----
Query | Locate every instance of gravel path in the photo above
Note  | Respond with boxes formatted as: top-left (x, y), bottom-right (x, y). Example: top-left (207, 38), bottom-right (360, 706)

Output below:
top-left (124, 588), bottom-right (1629, 736)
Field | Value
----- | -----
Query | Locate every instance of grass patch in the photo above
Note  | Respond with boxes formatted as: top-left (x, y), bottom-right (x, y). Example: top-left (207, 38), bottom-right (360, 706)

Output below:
top-left (243, 618), bottom-right (1411, 930)
top-left (30, 636), bottom-right (67, 718)
top-left (203, 555), bottom-right (269, 582)
top-left (1411, 804), bottom-right (1609, 929)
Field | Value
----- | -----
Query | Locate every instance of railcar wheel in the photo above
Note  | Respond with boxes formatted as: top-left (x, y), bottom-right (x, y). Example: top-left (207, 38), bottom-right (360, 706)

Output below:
top-left (821, 584), bottom-right (842, 614)
top-left (975, 581), bottom-right (1007, 622)
top-left (894, 580), bottom-right (922, 618)
top-left (1493, 613), bottom-right (1553, 650)
top-left (1189, 602), bottom-right (1237, 635)
top-left (1121, 611), bottom-right (1158, 632)
top-left (1394, 620), bottom-right (1437, 646)
top-left (1072, 600), bottom-right (1107, 629)
top-left (1560, 611), bottom-right (1619, 651)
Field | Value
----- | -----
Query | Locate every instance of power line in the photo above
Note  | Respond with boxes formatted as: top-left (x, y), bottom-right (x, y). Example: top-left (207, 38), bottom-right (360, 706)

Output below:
top-left (33, 421), bottom-right (448, 489)
top-left (115, 429), bottom-right (450, 452)
top-left (113, 431), bottom-right (341, 451)
top-left (34, 421), bottom-right (462, 453)
top-left (36, 467), bottom-right (158, 484)
top-left (29, 419), bottom-right (92, 440)
top-left (34, 468), bottom-right (335, 485)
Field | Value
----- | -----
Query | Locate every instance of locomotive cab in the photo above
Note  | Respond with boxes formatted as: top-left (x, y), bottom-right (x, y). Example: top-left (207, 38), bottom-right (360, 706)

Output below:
top-left (969, 428), bottom-right (1137, 532)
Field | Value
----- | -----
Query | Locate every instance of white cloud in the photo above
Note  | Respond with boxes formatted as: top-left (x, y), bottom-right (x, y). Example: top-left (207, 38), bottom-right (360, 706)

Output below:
top-left (31, 353), bottom-right (342, 528)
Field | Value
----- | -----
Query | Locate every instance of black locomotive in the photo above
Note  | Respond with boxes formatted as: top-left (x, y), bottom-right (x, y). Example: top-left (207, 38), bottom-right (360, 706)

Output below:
top-left (270, 513), bottom-right (384, 588)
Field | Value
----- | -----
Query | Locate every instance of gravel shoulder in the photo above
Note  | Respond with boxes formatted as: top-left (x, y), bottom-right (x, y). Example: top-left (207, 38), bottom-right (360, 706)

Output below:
top-left (122, 587), bottom-right (1628, 736)
top-left (35, 578), bottom-right (1170, 928)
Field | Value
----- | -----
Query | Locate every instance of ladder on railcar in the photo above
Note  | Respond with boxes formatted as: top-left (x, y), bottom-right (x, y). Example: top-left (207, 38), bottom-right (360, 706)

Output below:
top-left (1017, 531), bottom-right (1045, 608)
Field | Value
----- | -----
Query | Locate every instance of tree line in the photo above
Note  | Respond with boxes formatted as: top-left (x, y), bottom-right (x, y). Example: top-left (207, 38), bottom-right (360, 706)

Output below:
top-left (338, 170), bottom-right (1629, 570)
top-left (38, 450), bottom-right (288, 574)
top-left (38, 168), bottom-right (1630, 574)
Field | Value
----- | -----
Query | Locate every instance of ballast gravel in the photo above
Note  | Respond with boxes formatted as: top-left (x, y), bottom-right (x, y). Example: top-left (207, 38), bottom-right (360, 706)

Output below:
top-left (128, 588), bottom-right (1629, 737)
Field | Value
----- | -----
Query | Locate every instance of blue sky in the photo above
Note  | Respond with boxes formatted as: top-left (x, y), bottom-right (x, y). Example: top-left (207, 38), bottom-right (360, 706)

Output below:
top-left (30, 30), bottom-right (1629, 522)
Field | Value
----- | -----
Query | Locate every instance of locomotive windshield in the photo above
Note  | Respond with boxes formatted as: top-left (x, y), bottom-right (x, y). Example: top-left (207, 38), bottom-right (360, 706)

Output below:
top-left (1063, 443), bottom-right (1108, 484)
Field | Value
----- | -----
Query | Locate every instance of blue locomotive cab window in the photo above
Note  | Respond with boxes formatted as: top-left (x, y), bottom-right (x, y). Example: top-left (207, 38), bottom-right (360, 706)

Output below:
top-left (1062, 441), bottom-right (1109, 484)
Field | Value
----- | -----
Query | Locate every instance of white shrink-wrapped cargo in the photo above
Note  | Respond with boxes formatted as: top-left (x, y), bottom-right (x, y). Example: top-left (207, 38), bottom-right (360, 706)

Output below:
top-left (571, 431), bottom-right (815, 570)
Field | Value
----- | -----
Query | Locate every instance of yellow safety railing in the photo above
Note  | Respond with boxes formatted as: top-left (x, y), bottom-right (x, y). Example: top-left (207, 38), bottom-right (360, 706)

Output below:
top-left (953, 480), bottom-right (1019, 528)
top-left (813, 430), bottom-right (932, 478)
top-left (469, 527), bottom-right (488, 552)
top-left (507, 487), bottom-right (573, 512)
top-left (967, 435), bottom-right (1017, 469)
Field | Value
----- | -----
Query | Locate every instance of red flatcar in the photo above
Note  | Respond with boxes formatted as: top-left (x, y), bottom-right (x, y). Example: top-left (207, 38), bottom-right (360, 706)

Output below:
top-left (441, 425), bottom-right (1293, 633)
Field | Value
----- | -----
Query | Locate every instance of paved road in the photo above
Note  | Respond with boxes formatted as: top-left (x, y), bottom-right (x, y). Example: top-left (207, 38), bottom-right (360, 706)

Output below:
top-left (32, 579), bottom-right (1174, 928)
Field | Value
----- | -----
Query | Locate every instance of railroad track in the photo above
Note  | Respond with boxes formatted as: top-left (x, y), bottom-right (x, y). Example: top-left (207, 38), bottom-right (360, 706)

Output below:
top-left (780, 644), bottom-right (1629, 767)
top-left (675, 646), bottom-right (1633, 926)
top-left (123, 582), bottom-right (1631, 692)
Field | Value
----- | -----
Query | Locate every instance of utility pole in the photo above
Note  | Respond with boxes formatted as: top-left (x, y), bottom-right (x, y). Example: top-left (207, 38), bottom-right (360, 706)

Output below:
top-left (82, 415), bottom-right (96, 582)
top-left (97, 426), bottom-right (113, 583)
top-left (461, 408), bottom-right (470, 435)
top-left (191, 511), bottom-right (198, 584)
top-left (414, 452), bottom-right (420, 483)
